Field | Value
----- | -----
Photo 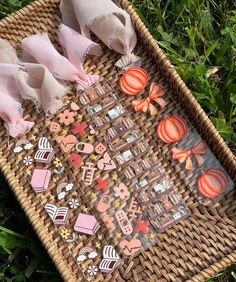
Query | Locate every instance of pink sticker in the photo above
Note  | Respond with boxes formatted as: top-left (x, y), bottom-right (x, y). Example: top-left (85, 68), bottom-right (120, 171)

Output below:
top-left (71, 102), bottom-right (80, 111)
top-left (74, 213), bottom-right (100, 235)
top-left (81, 163), bottom-right (97, 185)
top-left (95, 143), bottom-right (106, 155)
top-left (97, 152), bottom-right (116, 171)
top-left (30, 169), bottom-right (51, 193)
top-left (56, 135), bottom-right (77, 153)
top-left (72, 122), bottom-right (88, 137)
top-left (96, 195), bottom-right (112, 213)
top-left (76, 142), bottom-right (94, 154)
top-left (89, 125), bottom-right (96, 135)
top-left (119, 239), bottom-right (141, 256)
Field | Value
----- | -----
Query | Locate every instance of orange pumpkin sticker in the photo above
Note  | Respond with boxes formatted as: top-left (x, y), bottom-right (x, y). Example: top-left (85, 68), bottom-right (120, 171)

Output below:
top-left (198, 168), bottom-right (228, 199)
top-left (119, 67), bottom-right (148, 95)
top-left (157, 116), bottom-right (188, 143)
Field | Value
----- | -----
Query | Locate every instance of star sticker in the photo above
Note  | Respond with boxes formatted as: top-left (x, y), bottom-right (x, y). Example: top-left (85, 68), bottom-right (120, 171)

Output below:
top-left (33, 128), bottom-right (38, 133)
top-left (80, 264), bottom-right (86, 270)
top-left (95, 242), bottom-right (101, 249)
top-left (150, 233), bottom-right (155, 239)
top-left (26, 170), bottom-right (32, 176)
top-left (83, 207), bottom-right (88, 213)
top-left (78, 235), bottom-right (83, 240)
top-left (134, 219), bottom-right (149, 235)
top-left (61, 129), bottom-right (68, 136)
top-left (90, 193), bottom-right (97, 201)
top-left (53, 177), bottom-right (57, 183)
top-left (72, 122), bottom-right (87, 137)
top-left (49, 195), bottom-right (55, 201)
top-left (116, 232), bottom-right (122, 239)
top-left (90, 155), bottom-right (97, 161)
top-left (114, 200), bottom-right (120, 208)
top-left (76, 114), bottom-right (83, 121)
top-left (112, 173), bottom-right (118, 181)
top-left (86, 135), bottom-right (93, 142)
top-left (95, 178), bottom-right (110, 193)
top-left (31, 135), bottom-right (36, 141)
top-left (98, 235), bottom-right (103, 240)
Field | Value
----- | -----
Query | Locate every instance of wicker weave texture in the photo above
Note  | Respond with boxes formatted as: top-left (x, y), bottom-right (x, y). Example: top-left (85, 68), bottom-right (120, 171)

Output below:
top-left (0, 1), bottom-right (236, 282)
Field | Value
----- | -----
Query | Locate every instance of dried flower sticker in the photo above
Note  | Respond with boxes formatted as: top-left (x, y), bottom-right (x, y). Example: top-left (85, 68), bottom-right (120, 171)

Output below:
top-left (23, 156), bottom-right (33, 166)
top-left (114, 183), bottom-right (130, 200)
top-left (60, 228), bottom-right (70, 239)
top-left (53, 157), bottom-right (63, 168)
top-left (58, 110), bottom-right (75, 125)
top-left (87, 265), bottom-right (98, 276)
top-left (69, 198), bottom-right (79, 209)
top-left (101, 214), bottom-right (115, 231)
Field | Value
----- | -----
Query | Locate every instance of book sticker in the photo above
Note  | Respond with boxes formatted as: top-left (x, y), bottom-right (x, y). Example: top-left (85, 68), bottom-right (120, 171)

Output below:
top-left (34, 137), bottom-right (55, 163)
top-left (45, 203), bottom-right (69, 225)
top-left (31, 168), bottom-right (51, 193)
top-left (99, 245), bottom-right (120, 273)
top-left (74, 213), bottom-right (100, 235)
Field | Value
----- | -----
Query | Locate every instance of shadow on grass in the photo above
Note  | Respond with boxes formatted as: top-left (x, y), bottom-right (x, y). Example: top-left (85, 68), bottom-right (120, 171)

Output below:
top-left (0, 172), bottom-right (62, 282)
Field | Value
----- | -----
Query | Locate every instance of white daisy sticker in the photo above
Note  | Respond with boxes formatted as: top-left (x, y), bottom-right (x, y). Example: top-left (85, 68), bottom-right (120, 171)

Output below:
top-left (87, 265), bottom-right (98, 276)
top-left (69, 198), bottom-right (79, 209)
top-left (23, 156), bottom-right (33, 166)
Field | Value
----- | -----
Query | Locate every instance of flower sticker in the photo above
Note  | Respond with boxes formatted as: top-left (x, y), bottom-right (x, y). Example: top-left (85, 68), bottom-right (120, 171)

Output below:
top-left (69, 198), bottom-right (79, 209)
top-left (23, 156), bottom-right (33, 166)
top-left (53, 158), bottom-right (63, 168)
top-left (101, 214), bottom-right (115, 231)
top-left (60, 228), bottom-right (70, 239)
top-left (87, 265), bottom-right (98, 276)
top-left (58, 110), bottom-right (75, 126)
top-left (114, 183), bottom-right (130, 200)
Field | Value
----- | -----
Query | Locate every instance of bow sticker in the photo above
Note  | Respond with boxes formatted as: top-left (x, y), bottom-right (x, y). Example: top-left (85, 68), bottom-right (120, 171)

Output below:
top-left (172, 139), bottom-right (207, 170)
top-left (132, 82), bottom-right (166, 116)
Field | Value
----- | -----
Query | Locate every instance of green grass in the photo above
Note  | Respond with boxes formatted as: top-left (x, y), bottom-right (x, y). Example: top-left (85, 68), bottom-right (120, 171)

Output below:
top-left (0, 0), bottom-right (235, 281)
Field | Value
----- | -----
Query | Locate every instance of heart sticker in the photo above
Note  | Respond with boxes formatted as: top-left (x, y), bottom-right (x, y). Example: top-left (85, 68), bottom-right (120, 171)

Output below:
top-left (56, 135), bottom-right (77, 153)
top-left (89, 125), bottom-right (96, 135)
top-left (97, 152), bottom-right (116, 171)
top-left (71, 102), bottom-right (80, 111)
top-left (119, 239), bottom-right (141, 256)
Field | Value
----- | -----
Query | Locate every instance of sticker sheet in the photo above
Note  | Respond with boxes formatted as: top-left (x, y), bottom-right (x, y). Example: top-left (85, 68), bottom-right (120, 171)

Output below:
top-left (11, 81), bottom-right (190, 279)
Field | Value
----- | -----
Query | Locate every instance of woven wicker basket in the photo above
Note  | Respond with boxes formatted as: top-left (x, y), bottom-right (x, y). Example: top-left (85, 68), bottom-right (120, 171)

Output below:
top-left (0, 0), bottom-right (236, 281)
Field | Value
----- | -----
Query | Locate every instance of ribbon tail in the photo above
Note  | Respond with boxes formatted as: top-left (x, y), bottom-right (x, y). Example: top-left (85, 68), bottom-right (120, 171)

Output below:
top-left (172, 148), bottom-right (188, 164)
top-left (132, 99), bottom-right (149, 113)
top-left (185, 156), bottom-right (193, 170)
top-left (194, 154), bottom-right (205, 167)
top-left (153, 97), bottom-right (166, 109)
top-left (149, 103), bottom-right (158, 116)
